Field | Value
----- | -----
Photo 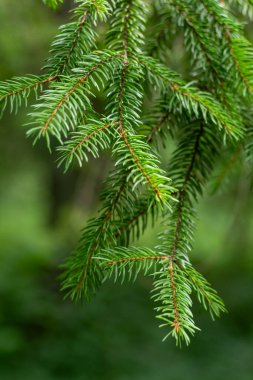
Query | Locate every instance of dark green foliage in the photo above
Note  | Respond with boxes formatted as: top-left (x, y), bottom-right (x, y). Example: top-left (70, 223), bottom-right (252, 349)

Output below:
top-left (1, 0), bottom-right (252, 345)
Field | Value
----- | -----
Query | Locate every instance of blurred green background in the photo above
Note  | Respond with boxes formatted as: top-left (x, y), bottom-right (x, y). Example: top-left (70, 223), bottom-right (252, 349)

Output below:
top-left (0, 1), bottom-right (253, 379)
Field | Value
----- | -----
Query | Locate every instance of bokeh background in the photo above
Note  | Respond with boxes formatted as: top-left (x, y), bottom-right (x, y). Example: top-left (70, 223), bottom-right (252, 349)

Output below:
top-left (0, 1), bottom-right (253, 379)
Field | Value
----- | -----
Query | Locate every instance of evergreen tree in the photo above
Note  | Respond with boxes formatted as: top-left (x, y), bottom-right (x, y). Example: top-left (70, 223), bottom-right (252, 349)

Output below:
top-left (1, 0), bottom-right (253, 345)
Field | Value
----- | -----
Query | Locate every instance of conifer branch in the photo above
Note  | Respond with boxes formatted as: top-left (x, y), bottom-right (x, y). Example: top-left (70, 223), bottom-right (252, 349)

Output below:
top-left (2, 0), bottom-right (251, 345)
top-left (200, 0), bottom-right (253, 92)
top-left (57, 119), bottom-right (114, 170)
top-left (28, 51), bottom-right (122, 143)
top-left (0, 75), bottom-right (56, 115)
top-left (168, 0), bottom-right (223, 83)
top-left (62, 170), bottom-right (129, 300)
top-left (153, 125), bottom-right (204, 342)
top-left (96, 246), bottom-right (167, 282)
top-left (184, 263), bottom-right (227, 319)
top-left (45, 0), bottom-right (109, 74)
top-left (152, 263), bottom-right (198, 346)
top-left (141, 56), bottom-right (243, 139)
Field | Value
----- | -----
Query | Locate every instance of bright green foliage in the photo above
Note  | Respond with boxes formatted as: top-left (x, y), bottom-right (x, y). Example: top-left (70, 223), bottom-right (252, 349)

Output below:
top-left (0, 75), bottom-right (53, 116)
top-left (1, 0), bottom-right (253, 345)
top-left (45, 1), bottom-right (110, 74)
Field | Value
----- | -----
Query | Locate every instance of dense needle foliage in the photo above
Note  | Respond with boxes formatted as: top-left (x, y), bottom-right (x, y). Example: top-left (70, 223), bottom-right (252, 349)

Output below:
top-left (1, 0), bottom-right (253, 345)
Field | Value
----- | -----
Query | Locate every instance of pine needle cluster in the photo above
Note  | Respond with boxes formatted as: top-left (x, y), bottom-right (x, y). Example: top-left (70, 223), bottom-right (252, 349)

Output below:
top-left (1, 0), bottom-right (253, 345)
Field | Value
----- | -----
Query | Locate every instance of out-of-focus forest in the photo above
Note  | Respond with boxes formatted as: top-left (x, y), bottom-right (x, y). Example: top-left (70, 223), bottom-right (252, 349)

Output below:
top-left (0, 1), bottom-right (253, 379)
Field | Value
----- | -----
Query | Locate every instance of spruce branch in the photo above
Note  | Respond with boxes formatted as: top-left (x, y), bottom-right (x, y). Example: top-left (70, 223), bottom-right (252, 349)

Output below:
top-left (184, 263), bottom-right (227, 319)
top-left (106, 0), bottom-right (147, 54)
top-left (0, 75), bottom-right (56, 116)
top-left (45, 0), bottom-right (109, 75)
top-left (2, 0), bottom-right (252, 346)
top-left (113, 132), bottom-right (176, 206)
top-left (27, 51), bottom-right (122, 144)
top-left (200, 0), bottom-right (253, 93)
top-left (61, 168), bottom-right (130, 301)
top-left (168, 0), bottom-right (224, 83)
top-left (152, 262), bottom-right (199, 346)
top-left (96, 246), bottom-right (166, 282)
top-left (57, 118), bottom-right (114, 170)
top-left (141, 56), bottom-right (243, 140)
